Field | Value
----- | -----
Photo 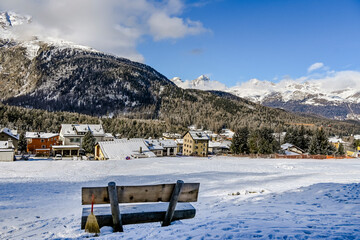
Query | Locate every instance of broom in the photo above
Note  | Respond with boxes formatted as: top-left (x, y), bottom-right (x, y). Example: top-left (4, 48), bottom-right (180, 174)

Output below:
top-left (85, 194), bottom-right (100, 235)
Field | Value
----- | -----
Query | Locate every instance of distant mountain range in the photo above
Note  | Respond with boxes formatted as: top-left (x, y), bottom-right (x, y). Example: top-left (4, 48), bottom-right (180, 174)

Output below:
top-left (171, 75), bottom-right (360, 121)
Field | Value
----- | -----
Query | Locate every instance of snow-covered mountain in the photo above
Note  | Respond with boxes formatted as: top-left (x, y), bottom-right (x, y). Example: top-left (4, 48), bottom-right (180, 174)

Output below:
top-left (227, 78), bottom-right (360, 121)
top-left (170, 75), bottom-right (227, 91)
top-left (0, 11), bottom-right (173, 115)
top-left (172, 73), bottom-right (360, 121)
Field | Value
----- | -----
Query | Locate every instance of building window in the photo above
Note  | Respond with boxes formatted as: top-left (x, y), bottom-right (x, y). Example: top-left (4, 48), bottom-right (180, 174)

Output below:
top-left (42, 145), bottom-right (46, 149)
top-left (41, 139), bottom-right (45, 142)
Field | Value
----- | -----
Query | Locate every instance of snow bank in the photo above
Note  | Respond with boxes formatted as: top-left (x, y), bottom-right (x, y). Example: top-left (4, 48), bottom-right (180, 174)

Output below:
top-left (0, 157), bottom-right (359, 239)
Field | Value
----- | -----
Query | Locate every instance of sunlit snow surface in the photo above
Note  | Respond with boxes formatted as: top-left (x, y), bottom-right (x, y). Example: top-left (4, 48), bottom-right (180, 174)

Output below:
top-left (0, 157), bottom-right (359, 239)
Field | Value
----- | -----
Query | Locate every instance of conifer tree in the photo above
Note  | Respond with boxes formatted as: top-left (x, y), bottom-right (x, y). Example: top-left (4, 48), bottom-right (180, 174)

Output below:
top-left (309, 128), bottom-right (335, 155)
top-left (248, 128), bottom-right (279, 154)
top-left (231, 127), bottom-right (249, 154)
top-left (18, 132), bottom-right (27, 153)
top-left (336, 143), bottom-right (345, 156)
top-left (82, 131), bottom-right (96, 154)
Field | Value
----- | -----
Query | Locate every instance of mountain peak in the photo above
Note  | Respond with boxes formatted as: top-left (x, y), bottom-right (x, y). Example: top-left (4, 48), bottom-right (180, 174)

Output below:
top-left (196, 74), bottom-right (210, 82)
top-left (170, 77), bottom-right (183, 84)
top-left (0, 11), bottom-right (31, 29)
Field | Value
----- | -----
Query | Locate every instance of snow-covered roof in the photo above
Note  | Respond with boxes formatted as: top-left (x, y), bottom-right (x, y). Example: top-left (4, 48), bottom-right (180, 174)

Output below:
top-left (209, 141), bottom-right (231, 149)
top-left (281, 143), bottom-right (294, 150)
top-left (162, 133), bottom-right (182, 139)
top-left (98, 139), bottom-right (155, 160)
top-left (145, 139), bottom-right (177, 150)
top-left (175, 139), bottom-right (183, 144)
top-left (328, 137), bottom-right (345, 144)
top-left (0, 128), bottom-right (19, 140)
top-left (145, 139), bottom-right (164, 151)
top-left (25, 132), bottom-right (59, 139)
top-left (354, 135), bottom-right (360, 140)
top-left (281, 143), bottom-right (305, 153)
top-left (60, 124), bottom-right (105, 137)
top-left (187, 131), bottom-right (210, 140)
top-left (219, 129), bottom-right (235, 138)
top-left (104, 133), bottom-right (114, 138)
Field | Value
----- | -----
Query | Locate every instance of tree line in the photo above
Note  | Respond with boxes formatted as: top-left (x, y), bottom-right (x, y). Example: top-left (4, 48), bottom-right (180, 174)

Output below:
top-left (231, 126), bottom-right (346, 156)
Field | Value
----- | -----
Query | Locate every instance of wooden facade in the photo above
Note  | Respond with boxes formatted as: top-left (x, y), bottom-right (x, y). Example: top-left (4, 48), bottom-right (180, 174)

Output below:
top-left (27, 134), bottom-right (59, 155)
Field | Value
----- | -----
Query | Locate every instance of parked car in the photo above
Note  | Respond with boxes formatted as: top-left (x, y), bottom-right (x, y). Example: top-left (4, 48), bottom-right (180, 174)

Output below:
top-left (54, 154), bottom-right (62, 160)
top-left (20, 155), bottom-right (29, 160)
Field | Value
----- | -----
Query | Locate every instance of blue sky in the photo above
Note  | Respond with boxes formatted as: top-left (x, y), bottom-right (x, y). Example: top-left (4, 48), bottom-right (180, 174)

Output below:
top-left (1, 0), bottom-right (360, 87)
top-left (138, 0), bottom-right (360, 86)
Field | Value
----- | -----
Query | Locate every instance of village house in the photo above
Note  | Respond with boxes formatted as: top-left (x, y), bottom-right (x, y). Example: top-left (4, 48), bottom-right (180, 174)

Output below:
top-left (280, 143), bottom-right (305, 155)
top-left (208, 141), bottom-right (231, 155)
top-left (145, 139), bottom-right (178, 156)
top-left (95, 139), bottom-right (155, 160)
top-left (59, 124), bottom-right (107, 146)
top-left (26, 132), bottom-right (59, 156)
top-left (0, 139), bottom-right (15, 162)
top-left (182, 131), bottom-right (210, 157)
top-left (0, 128), bottom-right (19, 152)
top-left (219, 129), bottom-right (235, 140)
top-left (328, 136), bottom-right (346, 149)
top-left (56, 124), bottom-right (113, 157)
top-left (162, 133), bottom-right (182, 140)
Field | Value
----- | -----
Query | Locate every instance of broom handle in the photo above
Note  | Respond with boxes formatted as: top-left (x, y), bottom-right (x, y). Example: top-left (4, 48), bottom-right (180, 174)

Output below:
top-left (91, 194), bottom-right (94, 214)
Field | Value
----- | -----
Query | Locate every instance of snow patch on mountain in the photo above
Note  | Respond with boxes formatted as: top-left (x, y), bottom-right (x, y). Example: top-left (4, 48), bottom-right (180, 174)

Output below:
top-left (171, 75), bottom-right (227, 91)
top-left (0, 11), bottom-right (97, 60)
top-left (228, 73), bottom-right (360, 105)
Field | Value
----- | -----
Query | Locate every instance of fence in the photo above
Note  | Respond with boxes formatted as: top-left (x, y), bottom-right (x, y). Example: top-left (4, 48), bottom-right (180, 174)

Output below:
top-left (221, 154), bottom-right (355, 159)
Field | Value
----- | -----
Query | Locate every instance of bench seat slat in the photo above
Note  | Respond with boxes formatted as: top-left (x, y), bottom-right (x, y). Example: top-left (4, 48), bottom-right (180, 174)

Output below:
top-left (82, 183), bottom-right (200, 205)
top-left (81, 202), bottom-right (196, 229)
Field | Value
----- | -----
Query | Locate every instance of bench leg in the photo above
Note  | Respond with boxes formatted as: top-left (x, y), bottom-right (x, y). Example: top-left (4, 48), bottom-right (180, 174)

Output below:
top-left (108, 182), bottom-right (123, 232)
top-left (162, 180), bottom-right (184, 227)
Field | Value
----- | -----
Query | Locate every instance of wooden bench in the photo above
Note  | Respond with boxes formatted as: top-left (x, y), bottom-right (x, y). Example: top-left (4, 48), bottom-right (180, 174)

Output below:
top-left (81, 180), bottom-right (200, 232)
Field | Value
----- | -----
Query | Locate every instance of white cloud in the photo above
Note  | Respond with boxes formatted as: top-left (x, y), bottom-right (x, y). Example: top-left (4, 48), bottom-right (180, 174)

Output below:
top-left (308, 62), bottom-right (325, 73)
top-left (0, 0), bottom-right (208, 62)
top-left (149, 12), bottom-right (207, 40)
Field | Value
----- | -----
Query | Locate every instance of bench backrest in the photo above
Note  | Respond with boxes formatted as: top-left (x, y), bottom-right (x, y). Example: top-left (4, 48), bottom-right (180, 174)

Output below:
top-left (82, 183), bottom-right (200, 205)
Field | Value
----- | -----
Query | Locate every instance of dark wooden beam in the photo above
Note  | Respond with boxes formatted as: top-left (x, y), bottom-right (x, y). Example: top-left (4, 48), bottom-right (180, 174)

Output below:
top-left (108, 182), bottom-right (123, 232)
top-left (81, 202), bottom-right (196, 229)
top-left (162, 180), bottom-right (184, 227)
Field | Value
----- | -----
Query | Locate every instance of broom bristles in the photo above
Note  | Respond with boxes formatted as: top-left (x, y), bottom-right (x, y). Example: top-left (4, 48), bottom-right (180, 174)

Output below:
top-left (85, 212), bottom-right (100, 234)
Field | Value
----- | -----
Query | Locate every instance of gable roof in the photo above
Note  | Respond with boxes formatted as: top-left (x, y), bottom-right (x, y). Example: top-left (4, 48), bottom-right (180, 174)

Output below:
top-left (281, 143), bottom-right (305, 153)
top-left (145, 139), bottom-right (177, 150)
top-left (0, 128), bottom-right (19, 140)
top-left (184, 131), bottom-right (210, 140)
top-left (25, 132), bottom-right (59, 139)
top-left (209, 141), bottom-right (231, 149)
top-left (60, 124), bottom-right (105, 137)
top-left (98, 139), bottom-right (155, 160)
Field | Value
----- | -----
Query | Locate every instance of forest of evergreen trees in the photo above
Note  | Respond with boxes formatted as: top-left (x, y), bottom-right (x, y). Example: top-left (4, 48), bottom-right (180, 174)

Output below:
top-left (230, 125), bottom-right (348, 155)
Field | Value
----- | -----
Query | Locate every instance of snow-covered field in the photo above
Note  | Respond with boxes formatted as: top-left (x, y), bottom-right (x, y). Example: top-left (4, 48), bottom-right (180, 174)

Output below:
top-left (0, 157), bottom-right (360, 240)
